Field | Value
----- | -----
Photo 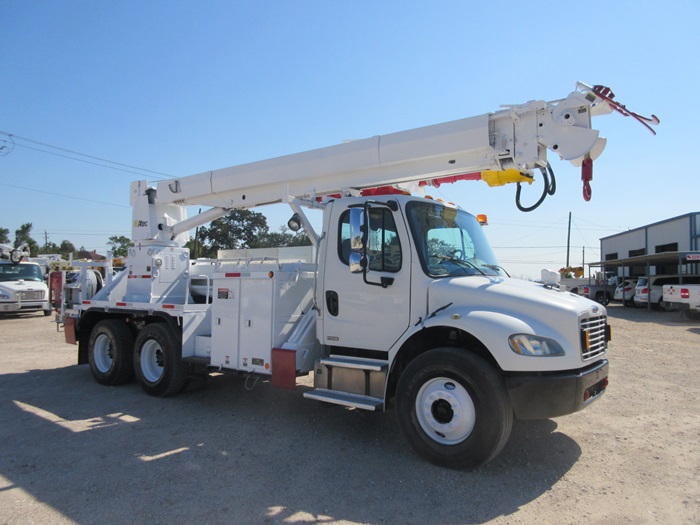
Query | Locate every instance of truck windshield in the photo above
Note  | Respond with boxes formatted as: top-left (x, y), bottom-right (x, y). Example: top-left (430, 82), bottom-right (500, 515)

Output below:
top-left (406, 201), bottom-right (504, 278)
top-left (0, 264), bottom-right (44, 282)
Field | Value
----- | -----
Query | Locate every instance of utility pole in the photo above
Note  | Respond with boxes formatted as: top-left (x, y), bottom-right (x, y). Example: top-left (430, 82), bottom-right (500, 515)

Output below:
top-left (566, 212), bottom-right (572, 267)
top-left (44, 230), bottom-right (48, 246)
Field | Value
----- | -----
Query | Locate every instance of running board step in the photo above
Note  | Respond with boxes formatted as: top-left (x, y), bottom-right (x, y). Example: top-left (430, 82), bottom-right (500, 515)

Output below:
top-left (303, 389), bottom-right (384, 411)
top-left (182, 356), bottom-right (211, 366)
top-left (319, 356), bottom-right (388, 372)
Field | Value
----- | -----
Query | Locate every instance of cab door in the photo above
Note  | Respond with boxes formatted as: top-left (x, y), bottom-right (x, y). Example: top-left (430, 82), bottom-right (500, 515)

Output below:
top-left (321, 202), bottom-right (411, 352)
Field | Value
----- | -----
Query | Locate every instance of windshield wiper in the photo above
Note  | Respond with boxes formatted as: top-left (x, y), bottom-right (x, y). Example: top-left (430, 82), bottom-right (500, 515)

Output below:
top-left (481, 264), bottom-right (510, 277)
top-left (435, 255), bottom-right (486, 276)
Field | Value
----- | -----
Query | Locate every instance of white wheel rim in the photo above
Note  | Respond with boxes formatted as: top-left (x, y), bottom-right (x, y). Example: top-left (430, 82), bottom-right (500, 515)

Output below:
top-left (140, 339), bottom-right (165, 383)
top-left (93, 333), bottom-right (114, 373)
top-left (415, 377), bottom-right (476, 445)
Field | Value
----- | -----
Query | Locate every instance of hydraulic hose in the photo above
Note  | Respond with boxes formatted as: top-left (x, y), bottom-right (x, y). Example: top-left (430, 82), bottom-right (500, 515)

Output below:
top-left (515, 162), bottom-right (556, 212)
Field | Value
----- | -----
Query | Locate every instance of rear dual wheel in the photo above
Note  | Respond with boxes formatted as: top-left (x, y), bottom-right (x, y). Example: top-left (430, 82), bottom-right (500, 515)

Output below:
top-left (133, 323), bottom-right (187, 397)
top-left (396, 348), bottom-right (512, 469)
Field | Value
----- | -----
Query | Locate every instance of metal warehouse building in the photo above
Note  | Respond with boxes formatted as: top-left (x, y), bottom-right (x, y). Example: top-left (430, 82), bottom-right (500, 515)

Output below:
top-left (597, 212), bottom-right (700, 277)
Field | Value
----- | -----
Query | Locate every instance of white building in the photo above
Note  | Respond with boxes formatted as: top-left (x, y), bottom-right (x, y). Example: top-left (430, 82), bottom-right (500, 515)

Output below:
top-left (597, 212), bottom-right (700, 277)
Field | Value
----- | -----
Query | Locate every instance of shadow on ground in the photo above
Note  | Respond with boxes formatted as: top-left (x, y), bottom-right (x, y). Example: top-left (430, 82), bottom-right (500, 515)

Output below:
top-left (0, 365), bottom-right (581, 524)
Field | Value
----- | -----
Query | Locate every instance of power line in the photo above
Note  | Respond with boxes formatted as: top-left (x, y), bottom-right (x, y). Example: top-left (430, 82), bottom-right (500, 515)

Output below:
top-left (0, 182), bottom-right (130, 208)
top-left (493, 245), bottom-right (569, 249)
top-left (38, 232), bottom-right (130, 237)
top-left (0, 131), bottom-right (172, 179)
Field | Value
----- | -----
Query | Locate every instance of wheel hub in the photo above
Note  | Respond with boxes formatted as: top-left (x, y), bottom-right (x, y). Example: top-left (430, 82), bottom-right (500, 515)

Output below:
top-left (432, 399), bottom-right (454, 424)
top-left (140, 340), bottom-right (165, 383)
top-left (415, 377), bottom-right (476, 445)
top-left (93, 333), bottom-right (114, 373)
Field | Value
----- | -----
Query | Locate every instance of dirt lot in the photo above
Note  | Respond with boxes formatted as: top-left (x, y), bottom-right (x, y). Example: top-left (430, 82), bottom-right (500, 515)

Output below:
top-left (0, 304), bottom-right (698, 525)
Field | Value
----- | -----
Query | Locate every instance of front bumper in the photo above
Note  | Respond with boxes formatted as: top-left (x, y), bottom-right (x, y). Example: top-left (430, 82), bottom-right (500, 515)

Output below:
top-left (505, 359), bottom-right (609, 420)
top-left (1, 301), bottom-right (45, 312)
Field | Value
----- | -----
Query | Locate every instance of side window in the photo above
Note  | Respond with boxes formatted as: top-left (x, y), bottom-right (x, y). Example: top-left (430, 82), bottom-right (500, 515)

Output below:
top-left (338, 208), bottom-right (402, 272)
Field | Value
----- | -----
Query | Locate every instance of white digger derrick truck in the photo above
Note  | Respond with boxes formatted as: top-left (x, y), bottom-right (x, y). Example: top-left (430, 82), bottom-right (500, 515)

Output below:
top-left (60, 83), bottom-right (657, 468)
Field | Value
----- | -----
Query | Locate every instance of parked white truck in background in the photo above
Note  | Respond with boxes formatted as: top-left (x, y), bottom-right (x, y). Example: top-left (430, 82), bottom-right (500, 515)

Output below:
top-left (663, 283), bottom-right (700, 319)
top-left (0, 244), bottom-right (52, 316)
top-left (559, 272), bottom-right (616, 305)
top-left (59, 83), bottom-right (657, 468)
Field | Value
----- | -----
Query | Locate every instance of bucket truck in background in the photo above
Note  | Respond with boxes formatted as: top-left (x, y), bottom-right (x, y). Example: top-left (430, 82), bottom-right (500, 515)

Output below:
top-left (59, 82), bottom-right (657, 468)
top-left (0, 244), bottom-right (52, 316)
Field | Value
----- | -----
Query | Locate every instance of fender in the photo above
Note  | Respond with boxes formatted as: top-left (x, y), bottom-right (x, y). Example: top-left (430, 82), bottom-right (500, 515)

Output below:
top-left (390, 307), bottom-right (583, 374)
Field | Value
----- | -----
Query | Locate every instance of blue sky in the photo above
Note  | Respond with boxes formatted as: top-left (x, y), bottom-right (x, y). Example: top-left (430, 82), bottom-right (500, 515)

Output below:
top-left (1, 1), bottom-right (697, 278)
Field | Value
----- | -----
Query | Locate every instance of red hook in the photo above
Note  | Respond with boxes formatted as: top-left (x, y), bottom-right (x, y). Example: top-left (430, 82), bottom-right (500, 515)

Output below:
top-left (582, 155), bottom-right (593, 202)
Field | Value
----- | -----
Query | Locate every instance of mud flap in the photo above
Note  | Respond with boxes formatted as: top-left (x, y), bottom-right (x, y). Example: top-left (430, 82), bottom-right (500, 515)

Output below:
top-left (271, 347), bottom-right (296, 390)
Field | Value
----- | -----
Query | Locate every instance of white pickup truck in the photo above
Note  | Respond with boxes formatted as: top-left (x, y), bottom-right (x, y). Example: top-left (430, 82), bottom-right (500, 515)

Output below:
top-left (663, 284), bottom-right (700, 320)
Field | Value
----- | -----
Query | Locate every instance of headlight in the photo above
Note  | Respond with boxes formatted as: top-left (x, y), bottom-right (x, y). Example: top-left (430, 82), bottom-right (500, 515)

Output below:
top-left (0, 290), bottom-right (10, 300)
top-left (509, 334), bottom-right (565, 357)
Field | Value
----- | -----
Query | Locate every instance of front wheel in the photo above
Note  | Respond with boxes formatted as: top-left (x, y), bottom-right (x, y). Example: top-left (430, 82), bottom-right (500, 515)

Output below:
top-left (396, 348), bottom-right (512, 469)
top-left (133, 323), bottom-right (187, 397)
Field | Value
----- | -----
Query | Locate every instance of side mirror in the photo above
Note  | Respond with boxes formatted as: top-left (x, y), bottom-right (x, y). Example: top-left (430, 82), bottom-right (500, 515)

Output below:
top-left (349, 208), bottom-right (367, 274)
top-left (349, 252), bottom-right (367, 274)
top-left (349, 208), bottom-right (366, 250)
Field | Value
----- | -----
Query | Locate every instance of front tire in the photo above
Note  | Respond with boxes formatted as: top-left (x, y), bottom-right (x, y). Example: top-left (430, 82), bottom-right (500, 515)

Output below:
top-left (133, 323), bottom-right (187, 397)
top-left (88, 319), bottom-right (134, 385)
top-left (396, 348), bottom-right (512, 469)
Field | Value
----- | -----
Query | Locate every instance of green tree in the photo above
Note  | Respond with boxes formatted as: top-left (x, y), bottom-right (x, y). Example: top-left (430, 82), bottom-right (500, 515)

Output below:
top-left (59, 240), bottom-right (76, 259)
top-left (107, 235), bottom-right (134, 258)
top-left (251, 226), bottom-right (311, 248)
top-left (39, 242), bottom-right (60, 254)
top-left (14, 223), bottom-right (39, 256)
top-left (195, 209), bottom-right (269, 257)
top-left (185, 211), bottom-right (311, 259)
top-left (0, 227), bottom-right (9, 245)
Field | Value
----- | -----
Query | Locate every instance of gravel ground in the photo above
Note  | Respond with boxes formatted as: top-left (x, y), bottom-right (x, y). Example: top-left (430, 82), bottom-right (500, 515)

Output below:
top-left (0, 304), bottom-right (698, 525)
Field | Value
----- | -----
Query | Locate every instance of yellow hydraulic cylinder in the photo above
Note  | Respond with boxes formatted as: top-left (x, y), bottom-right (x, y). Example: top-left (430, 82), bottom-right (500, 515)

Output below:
top-left (481, 169), bottom-right (534, 187)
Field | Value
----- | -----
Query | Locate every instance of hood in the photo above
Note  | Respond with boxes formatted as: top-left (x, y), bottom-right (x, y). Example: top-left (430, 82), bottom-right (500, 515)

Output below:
top-left (0, 280), bottom-right (47, 294)
top-left (428, 275), bottom-right (605, 322)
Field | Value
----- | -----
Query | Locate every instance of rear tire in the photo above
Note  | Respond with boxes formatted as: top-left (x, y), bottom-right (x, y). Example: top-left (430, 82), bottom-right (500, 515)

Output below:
top-left (88, 319), bottom-right (134, 385)
top-left (133, 323), bottom-right (187, 397)
top-left (594, 291), bottom-right (610, 306)
top-left (658, 299), bottom-right (676, 312)
top-left (396, 348), bottom-right (512, 469)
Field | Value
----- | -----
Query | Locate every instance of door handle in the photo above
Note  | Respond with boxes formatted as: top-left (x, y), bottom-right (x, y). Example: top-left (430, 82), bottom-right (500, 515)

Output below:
top-left (325, 290), bottom-right (339, 317)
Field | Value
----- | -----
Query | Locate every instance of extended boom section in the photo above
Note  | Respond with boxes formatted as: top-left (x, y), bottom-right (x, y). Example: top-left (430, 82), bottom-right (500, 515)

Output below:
top-left (154, 86), bottom-right (607, 211)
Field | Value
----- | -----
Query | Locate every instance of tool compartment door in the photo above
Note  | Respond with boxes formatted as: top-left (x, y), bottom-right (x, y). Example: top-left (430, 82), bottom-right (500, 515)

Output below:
top-left (210, 278), bottom-right (241, 369)
top-left (238, 278), bottom-right (273, 373)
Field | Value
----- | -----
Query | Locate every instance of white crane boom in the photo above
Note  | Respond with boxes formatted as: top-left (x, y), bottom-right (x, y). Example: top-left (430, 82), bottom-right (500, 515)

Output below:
top-left (130, 82), bottom-right (657, 242)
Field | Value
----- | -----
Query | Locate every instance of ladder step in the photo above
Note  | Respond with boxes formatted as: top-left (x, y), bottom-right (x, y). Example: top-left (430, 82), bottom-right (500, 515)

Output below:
top-left (303, 389), bottom-right (384, 411)
top-left (319, 356), bottom-right (387, 372)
